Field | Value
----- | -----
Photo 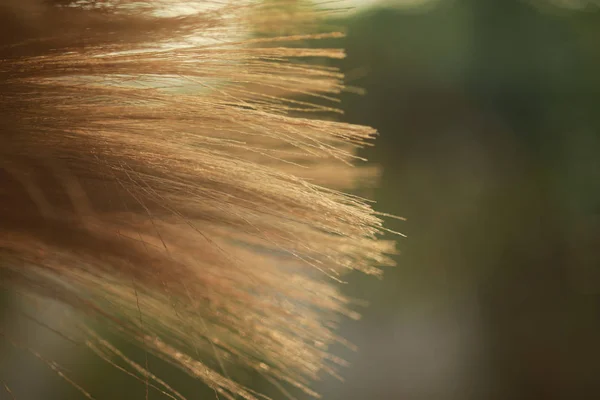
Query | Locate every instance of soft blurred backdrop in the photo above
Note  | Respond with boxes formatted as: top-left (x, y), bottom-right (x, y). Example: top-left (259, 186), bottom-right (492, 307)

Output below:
top-left (2, 0), bottom-right (599, 399)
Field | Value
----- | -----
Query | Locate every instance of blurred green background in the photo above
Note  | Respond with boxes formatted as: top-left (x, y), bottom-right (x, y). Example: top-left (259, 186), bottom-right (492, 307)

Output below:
top-left (2, 0), bottom-right (599, 399)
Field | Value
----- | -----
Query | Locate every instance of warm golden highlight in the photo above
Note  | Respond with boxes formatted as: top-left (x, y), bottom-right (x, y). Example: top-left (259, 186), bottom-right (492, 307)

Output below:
top-left (0, 1), bottom-right (396, 399)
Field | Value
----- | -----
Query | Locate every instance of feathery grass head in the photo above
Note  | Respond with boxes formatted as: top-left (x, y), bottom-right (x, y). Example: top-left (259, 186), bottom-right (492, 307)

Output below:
top-left (0, 1), bottom-right (397, 398)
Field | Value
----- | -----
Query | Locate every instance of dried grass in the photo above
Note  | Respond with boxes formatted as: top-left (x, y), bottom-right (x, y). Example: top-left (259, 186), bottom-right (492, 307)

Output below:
top-left (0, 1), bottom-right (397, 399)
